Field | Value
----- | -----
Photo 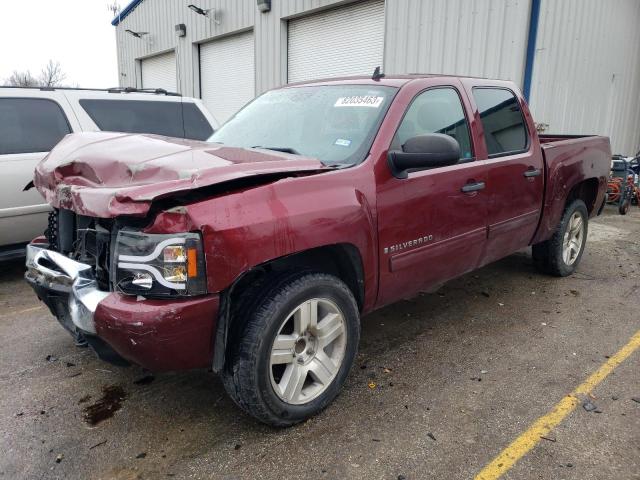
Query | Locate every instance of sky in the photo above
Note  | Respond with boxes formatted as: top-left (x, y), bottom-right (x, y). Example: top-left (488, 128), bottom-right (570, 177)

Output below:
top-left (0, 0), bottom-right (120, 87)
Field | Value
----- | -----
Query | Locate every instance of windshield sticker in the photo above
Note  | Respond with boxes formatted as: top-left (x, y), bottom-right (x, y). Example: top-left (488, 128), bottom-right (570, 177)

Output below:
top-left (334, 96), bottom-right (384, 108)
top-left (334, 138), bottom-right (352, 147)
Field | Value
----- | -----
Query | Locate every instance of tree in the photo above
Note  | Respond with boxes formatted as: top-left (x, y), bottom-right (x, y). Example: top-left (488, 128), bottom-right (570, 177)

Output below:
top-left (3, 70), bottom-right (38, 87)
top-left (39, 60), bottom-right (67, 87)
top-left (3, 60), bottom-right (68, 87)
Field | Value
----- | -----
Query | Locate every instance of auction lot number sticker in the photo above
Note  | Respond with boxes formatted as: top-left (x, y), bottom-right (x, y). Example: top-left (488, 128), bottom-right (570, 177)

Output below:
top-left (334, 96), bottom-right (384, 108)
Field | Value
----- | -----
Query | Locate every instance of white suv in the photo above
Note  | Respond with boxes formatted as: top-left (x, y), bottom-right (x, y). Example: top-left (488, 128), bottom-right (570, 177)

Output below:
top-left (0, 87), bottom-right (218, 259)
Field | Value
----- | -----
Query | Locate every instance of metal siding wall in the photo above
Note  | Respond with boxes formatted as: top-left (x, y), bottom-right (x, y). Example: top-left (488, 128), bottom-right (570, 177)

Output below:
top-left (115, 0), bottom-right (255, 97)
top-left (383, 0), bottom-right (532, 85)
top-left (528, 0), bottom-right (640, 155)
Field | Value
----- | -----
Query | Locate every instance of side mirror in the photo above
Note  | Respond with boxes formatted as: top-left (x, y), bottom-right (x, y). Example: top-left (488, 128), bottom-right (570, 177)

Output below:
top-left (388, 133), bottom-right (461, 179)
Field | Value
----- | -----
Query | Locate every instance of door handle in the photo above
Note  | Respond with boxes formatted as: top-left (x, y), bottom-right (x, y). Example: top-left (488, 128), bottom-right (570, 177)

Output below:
top-left (524, 168), bottom-right (542, 178)
top-left (461, 181), bottom-right (486, 193)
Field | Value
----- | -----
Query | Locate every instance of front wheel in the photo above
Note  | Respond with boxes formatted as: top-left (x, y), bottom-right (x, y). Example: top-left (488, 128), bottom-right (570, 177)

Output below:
top-left (221, 272), bottom-right (360, 427)
top-left (532, 199), bottom-right (588, 276)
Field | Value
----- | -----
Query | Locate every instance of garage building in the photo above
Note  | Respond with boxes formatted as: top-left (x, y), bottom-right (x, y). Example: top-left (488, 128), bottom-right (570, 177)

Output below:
top-left (113, 0), bottom-right (640, 155)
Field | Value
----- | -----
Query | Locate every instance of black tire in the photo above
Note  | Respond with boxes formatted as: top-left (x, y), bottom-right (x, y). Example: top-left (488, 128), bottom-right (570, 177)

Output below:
top-left (532, 199), bottom-right (588, 277)
top-left (619, 199), bottom-right (630, 215)
top-left (221, 271), bottom-right (360, 427)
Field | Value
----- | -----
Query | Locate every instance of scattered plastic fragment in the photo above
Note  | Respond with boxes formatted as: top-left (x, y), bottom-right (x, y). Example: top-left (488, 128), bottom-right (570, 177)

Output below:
top-left (582, 400), bottom-right (597, 412)
top-left (368, 381), bottom-right (377, 389)
top-left (55, 454), bottom-right (63, 463)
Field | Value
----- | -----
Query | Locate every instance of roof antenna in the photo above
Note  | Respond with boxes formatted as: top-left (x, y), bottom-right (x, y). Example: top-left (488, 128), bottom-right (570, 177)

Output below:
top-left (372, 66), bottom-right (385, 81)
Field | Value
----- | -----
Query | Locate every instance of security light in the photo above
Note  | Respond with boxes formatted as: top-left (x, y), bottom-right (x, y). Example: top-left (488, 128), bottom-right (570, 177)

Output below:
top-left (257, 0), bottom-right (271, 13)
top-left (125, 29), bottom-right (149, 39)
top-left (187, 4), bottom-right (220, 24)
top-left (175, 23), bottom-right (187, 37)
top-left (188, 4), bottom-right (207, 16)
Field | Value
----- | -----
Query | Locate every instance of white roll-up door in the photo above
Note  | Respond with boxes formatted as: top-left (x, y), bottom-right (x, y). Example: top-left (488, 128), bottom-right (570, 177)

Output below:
top-left (200, 31), bottom-right (255, 124)
top-left (287, 0), bottom-right (385, 83)
top-left (140, 51), bottom-right (177, 92)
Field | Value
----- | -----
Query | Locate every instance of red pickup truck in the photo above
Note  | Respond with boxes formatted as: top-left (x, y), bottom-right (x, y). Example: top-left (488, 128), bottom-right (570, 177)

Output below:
top-left (25, 75), bottom-right (610, 426)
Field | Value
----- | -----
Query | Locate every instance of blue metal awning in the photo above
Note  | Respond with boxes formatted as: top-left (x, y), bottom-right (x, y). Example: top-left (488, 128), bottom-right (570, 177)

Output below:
top-left (111, 0), bottom-right (144, 26)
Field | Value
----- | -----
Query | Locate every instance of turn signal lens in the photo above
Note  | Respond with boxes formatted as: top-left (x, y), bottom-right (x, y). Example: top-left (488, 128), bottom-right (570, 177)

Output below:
top-left (187, 248), bottom-right (198, 278)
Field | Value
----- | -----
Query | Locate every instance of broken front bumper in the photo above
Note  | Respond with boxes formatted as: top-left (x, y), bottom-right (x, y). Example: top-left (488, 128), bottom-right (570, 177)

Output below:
top-left (25, 244), bottom-right (109, 335)
top-left (25, 244), bottom-right (220, 371)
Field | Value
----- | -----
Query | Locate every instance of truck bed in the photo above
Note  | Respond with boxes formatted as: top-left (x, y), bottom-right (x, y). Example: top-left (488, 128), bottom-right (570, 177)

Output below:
top-left (532, 134), bottom-right (611, 244)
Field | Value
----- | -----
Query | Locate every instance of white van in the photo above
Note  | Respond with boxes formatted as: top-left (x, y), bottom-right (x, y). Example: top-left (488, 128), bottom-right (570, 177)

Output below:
top-left (0, 87), bottom-right (218, 259)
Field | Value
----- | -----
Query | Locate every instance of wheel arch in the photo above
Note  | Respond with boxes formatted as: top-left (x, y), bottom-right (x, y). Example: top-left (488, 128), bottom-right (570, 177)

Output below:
top-left (566, 177), bottom-right (600, 215)
top-left (212, 243), bottom-right (365, 372)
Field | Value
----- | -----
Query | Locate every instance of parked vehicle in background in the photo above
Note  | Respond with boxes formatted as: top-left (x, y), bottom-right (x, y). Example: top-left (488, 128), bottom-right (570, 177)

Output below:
top-left (24, 74), bottom-right (610, 426)
top-left (0, 87), bottom-right (218, 259)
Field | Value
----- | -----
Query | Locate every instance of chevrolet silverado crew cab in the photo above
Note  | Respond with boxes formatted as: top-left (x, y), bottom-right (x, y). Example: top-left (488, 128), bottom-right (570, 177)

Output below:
top-left (25, 75), bottom-right (610, 426)
top-left (0, 86), bottom-right (217, 260)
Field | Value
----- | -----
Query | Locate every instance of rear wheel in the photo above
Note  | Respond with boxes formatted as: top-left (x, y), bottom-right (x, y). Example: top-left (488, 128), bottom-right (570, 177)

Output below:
top-left (532, 199), bottom-right (588, 276)
top-left (619, 195), bottom-right (631, 215)
top-left (221, 271), bottom-right (360, 427)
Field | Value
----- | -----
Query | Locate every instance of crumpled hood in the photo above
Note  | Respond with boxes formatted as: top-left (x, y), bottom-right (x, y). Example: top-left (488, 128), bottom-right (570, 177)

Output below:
top-left (34, 132), bottom-right (329, 217)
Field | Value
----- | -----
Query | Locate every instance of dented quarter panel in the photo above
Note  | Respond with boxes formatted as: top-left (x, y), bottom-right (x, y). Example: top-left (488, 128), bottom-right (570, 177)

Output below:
top-left (531, 135), bottom-right (611, 244)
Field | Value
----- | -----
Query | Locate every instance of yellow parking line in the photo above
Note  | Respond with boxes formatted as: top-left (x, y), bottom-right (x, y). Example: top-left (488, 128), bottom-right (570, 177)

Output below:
top-left (475, 329), bottom-right (640, 480)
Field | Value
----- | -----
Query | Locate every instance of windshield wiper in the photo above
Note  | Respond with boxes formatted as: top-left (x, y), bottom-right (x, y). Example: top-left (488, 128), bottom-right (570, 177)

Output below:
top-left (251, 146), bottom-right (301, 155)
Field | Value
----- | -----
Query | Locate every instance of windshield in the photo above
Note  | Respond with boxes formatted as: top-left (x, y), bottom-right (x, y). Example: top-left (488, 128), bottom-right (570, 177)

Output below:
top-left (208, 85), bottom-right (397, 166)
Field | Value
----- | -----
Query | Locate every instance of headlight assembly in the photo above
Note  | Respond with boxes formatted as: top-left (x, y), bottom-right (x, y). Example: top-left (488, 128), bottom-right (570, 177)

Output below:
top-left (113, 231), bottom-right (207, 297)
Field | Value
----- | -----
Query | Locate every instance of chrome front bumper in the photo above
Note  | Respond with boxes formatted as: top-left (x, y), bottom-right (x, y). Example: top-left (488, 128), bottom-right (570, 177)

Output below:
top-left (25, 244), bottom-right (110, 334)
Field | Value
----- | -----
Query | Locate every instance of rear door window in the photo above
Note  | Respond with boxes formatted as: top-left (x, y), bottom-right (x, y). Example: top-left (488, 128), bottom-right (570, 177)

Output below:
top-left (0, 98), bottom-right (71, 155)
top-left (472, 88), bottom-right (528, 156)
top-left (79, 99), bottom-right (213, 140)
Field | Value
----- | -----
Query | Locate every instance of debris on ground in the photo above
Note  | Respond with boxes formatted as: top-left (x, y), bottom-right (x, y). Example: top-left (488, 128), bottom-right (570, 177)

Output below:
top-left (582, 400), bottom-right (599, 412)
top-left (427, 432), bottom-right (436, 441)
top-left (540, 435), bottom-right (556, 442)
top-left (631, 397), bottom-right (640, 404)
top-left (368, 381), bottom-right (377, 389)
top-left (45, 355), bottom-right (58, 362)
top-left (66, 362), bottom-right (76, 367)
top-left (136, 452), bottom-right (146, 459)
top-left (89, 440), bottom-right (107, 450)
top-left (234, 444), bottom-right (242, 450)
top-left (55, 454), bottom-right (63, 463)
